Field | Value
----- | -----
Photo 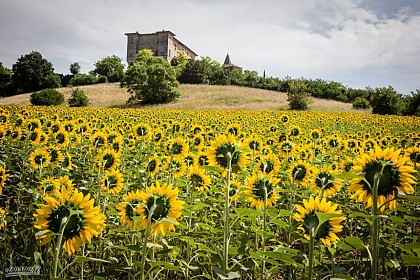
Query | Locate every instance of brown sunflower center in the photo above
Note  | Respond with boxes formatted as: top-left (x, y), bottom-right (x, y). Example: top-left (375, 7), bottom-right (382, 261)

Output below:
top-left (362, 160), bottom-right (401, 196)
top-left (198, 155), bottom-right (209, 166)
top-left (260, 160), bottom-right (274, 174)
top-left (47, 203), bottom-right (86, 240)
top-left (292, 165), bottom-right (307, 181)
top-left (303, 211), bottom-right (332, 239)
top-left (315, 172), bottom-right (334, 190)
top-left (125, 200), bottom-right (141, 220)
top-left (103, 154), bottom-right (116, 169)
top-left (136, 126), bottom-right (148, 136)
top-left (252, 178), bottom-right (274, 199)
top-left (145, 195), bottom-right (171, 222)
top-left (215, 143), bottom-right (240, 168)
top-left (147, 160), bottom-right (157, 173)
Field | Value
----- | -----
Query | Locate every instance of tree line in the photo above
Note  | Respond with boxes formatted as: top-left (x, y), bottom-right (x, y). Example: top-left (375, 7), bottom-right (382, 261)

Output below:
top-left (0, 50), bottom-right (419, 115)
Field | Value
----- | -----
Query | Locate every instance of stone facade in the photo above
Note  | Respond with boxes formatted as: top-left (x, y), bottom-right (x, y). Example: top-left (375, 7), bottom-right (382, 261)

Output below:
top-left (125, 30), bottom-right (198, 65)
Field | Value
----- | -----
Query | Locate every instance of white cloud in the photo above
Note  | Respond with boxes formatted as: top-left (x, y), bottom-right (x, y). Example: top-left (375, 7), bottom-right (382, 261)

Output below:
top-left (0, 0), bottom-right (418, 93)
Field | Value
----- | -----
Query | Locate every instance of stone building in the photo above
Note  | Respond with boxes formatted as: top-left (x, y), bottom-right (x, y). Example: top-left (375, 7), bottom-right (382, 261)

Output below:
top-left (125, 30), bottom-right (198, 65)
top-left (222, 53), bottom-right (242, 71)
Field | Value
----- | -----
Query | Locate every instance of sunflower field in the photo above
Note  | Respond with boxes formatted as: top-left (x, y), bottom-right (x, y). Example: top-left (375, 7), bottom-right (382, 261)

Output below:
top-left (0, 104), bottom-right (419, 279)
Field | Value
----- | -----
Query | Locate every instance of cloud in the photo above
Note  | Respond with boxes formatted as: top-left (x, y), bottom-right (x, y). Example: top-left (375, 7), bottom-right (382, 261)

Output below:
top-left (0, 0), bottom-right (418, 93)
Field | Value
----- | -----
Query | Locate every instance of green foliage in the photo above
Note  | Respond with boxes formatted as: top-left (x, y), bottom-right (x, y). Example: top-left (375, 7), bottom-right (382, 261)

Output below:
top-left (68, 74), bottom-right (98, 86)
top-left (67, 88), bottom-right (89, 107)
top-left (352, 97), bottom-right (370, 109)
top-left (69, 62), bottom-right (81, 75)
top-left (30, 88), bottom-right (64, 106)
top-left (287, 79), bottom-right (311, 110)
top-left (120, 49), bottom-right (180, 105)
top-left (11, 51), bottom-right (61, 93)
top-left (0, 62), bottom-right (12, 97)
top-left (370, 86), bottom-right (403, 115)
top-left (93, 55), bottom-right (124, 83)
top-left (171, 51), bottom-right (189, 78)
top-left (403, 89), bottom-right (420, 116)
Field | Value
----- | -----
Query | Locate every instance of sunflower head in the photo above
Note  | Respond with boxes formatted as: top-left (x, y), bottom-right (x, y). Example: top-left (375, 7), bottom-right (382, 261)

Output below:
top-left (294, 196), bottom-right (346, 247)
top-left (207, 134), bottom-right (249, 172)
top-left (350, 147), bottom-right (417, 211)
top-left (34, 186), bottom-right (106, 255)
top-left (244, 172), bottom-right (279, 210)
top-left (118, 190), bottom-right (145, 229)
top-left (137, 182), bottom-right (185, 237)
top-left (189, 165), bottom-right (211, 192)
top-left (311, 167), bottom-right (342, 197)
top-left (288, 161), bottom-right (313, 185)
top-left (101, 169), bottom-right (124, 194)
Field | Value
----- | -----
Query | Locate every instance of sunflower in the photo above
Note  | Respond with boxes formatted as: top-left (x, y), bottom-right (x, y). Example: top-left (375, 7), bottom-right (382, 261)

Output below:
top-left (188, 165), bottom-right (211, 192)
top-left (406, 146), bottom-right (420, 165)
top-left (196, 151), bottom-right (210, 167)
top-left (10, 127), bottom-right (22, 142)
top-left (38, 177), bottom-right (59, 196)
top-left (225, 123), bottom-right (241, 136)
top-left (294, 196), bottom-right (346, 247)
top-left (33, 186), bottom-right (106, 255)
top-left (340, 157), bottom-right (355, 172)
top-left (101, 169), bottom-right (125, 194)
top-left (207, 134), bottom-right (249, 172)
top-left (29, 149), bottom-right (51, 170)
top-left (164, 157), bottom-right (187, 178)
top-left (222, 179), bottom-right (242, 200)
top-left (310, 129), bottom-right (322, 140)
top-left (279, 141), bottom-right (294, 156)
top-left (28, 129), bottom-right (42, 145)
top-left (165, 137), bottom-right (189, 161)
top-left (94, 148), bottom-right (120, 172)
top-left (152, 129), bottom-right (165, 145)
top-left (54, 129), bottom-right (69, 147)
top-left (146, 156), bottom-right (161, 177)
top-left (244, 172), bottom-right (279, 210)
top-left (137, 182), bottom-right (185, 236)
top-left (0, 165), bottom-right (9, 193)
top-left (349, 147), bottom-right (417, 211)
top-left (55, 175), bottom-right (74, 193)
top-left (192, 134), bottom-right (205, 150)
top-left (134, 123), bottom-right (151, 139)
top-left (311, 166), bottom-right (342, 197)
top-left (280, 114), bottom-right (289, 124)
top-left (244, 135), bottom-right (263, 155)
top-left (258, 153), bottom-right (281, 177)
top-left (46, 145), bottom-right (63, 166)
top-left (118, 190), bottom-right (144, 229)
top-left (191, 124), bottom-right (204, 135)
top-left (289, 125), bottom-right (302, 137)
top-left (90, 131), bottom-right (108, 150)
top-left (0, 207), bottom-right (6, 229)
top-left (288, 161), bottom-right (313, 186)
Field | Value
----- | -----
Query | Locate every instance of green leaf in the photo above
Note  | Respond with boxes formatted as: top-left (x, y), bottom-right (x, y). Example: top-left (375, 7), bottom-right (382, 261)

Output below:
top-left (203, 165), bottom-right (223, 174)
top-left (233, 207), bottom-right (263, 218)
top-left (148, 261), bottom-right (181, 272)
top-left (74, 256), bottom-right (111, 263)
top-left (335, 172), bottom-right (363, 180)
top-left (344, 236), bottom-right (366, 250)
top-left (212, 266), bottom-right (240, 279)
top-left (398, 194), bottom-right (420, 203)
top-left (401, 255), bottom-right (420, 266)
top-left (400, 242), bottom-right (420, 250)
top-left (279, 209), bottom-right (294, 217)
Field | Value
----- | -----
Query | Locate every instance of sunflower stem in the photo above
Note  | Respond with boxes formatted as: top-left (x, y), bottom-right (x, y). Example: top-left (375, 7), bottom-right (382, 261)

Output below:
top-left (308, 234), bottom-right (315, 280)
top-left (262, 185), bottom-right (268, 279)
top-left (53, 216), bottom-right (69, 279)
top-left (371, 169), bottom-right (382, 280)
top-left (223, 152), bottom-right (232, 274)
top-left (141, 203), bottom-right (157, 280)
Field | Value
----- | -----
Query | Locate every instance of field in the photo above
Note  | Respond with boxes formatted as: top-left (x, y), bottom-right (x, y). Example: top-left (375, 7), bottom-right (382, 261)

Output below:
top-left (0, 104), bottom-right (419, 279)
top-left (0, 83), bottom-right (370, 113)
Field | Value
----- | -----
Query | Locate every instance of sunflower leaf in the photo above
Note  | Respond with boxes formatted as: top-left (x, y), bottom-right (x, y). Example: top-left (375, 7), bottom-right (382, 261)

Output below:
top-left (398, 194), bottom-right (420, 203)
top-left (334, 172), bottom-right (363, 180)
top-left (203, 165), bottom-right (223, 174)
top-left (344, 236), bottom-right (366, 250)
top-left (401, 255), bottom-right (420, 266)
top-left (74, 256), bottom-right (111, 263)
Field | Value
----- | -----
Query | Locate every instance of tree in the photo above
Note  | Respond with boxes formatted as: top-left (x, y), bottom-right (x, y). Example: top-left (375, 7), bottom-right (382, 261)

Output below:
top-left (171, 51), bottom-right (189, 78)
top-left (93, 55), bottom-right (124, 83)
top-left (0, 62), bottom-right (12, 97)
top-left (120, 49), bottom-right (180, 105)
top-left (11, 51), bottom-right (61, 93)
top-left (403, 89), bottom-right (420, 116)
top-left (30, 88), bottom-right (64, 106)
top-left (352, 97), bottom-right (370, 109)
top-left (69, 62), bottom-right (81, 75)
top-left (370, 86), bottom-right (403, 115)
top-left (287, 79), bottom-right (311, 110)
top-left (68, 88), bottom-right (89, 107)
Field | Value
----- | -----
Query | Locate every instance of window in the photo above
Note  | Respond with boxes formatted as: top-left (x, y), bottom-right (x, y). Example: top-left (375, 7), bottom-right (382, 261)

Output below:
top-left (154, 50), bottom-right (158, 56)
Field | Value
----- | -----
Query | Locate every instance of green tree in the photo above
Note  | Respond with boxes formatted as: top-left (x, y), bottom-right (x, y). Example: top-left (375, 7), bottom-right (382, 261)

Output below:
top-left (67, 87), bottom-right (89, 107)
top-left (120, 49), bottom-right (180, 105)
top-left (30, 88), bottom-right (64, 106)
top-left (171, 51), bottom-right (189, 78)
top-left (12, 51), bottom-right (61, 93)
top-left (370, 86), bottom-right (403, 115)
top-left (352, 97), bottom-right (370, 109)
top-left (403, 89), bottom-right (420, 116)
top-left (69, 62), bottom-right (81, 75)
top-left (0, 62), bottom-right (12, 97)
top-left (287, 79), bottom-right (311, 110)
top-left (93, 55), bottom-right (124, 83)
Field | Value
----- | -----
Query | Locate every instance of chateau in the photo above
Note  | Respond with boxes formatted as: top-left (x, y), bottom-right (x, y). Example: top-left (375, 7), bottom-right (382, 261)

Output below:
top-left (125, 30), bottom-right (198, 64)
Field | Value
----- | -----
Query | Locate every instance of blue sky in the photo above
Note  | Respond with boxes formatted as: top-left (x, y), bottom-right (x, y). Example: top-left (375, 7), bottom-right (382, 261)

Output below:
top-left (0, 0), bottom-right (419, 94)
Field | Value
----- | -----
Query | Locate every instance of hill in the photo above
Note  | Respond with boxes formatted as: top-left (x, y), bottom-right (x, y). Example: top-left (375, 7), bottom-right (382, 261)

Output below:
top-left (0, 83), bottom-right (369, 112)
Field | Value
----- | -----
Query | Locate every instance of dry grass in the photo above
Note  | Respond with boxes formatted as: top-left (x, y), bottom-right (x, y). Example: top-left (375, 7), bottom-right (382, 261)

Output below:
top-left (0, 83), bottom-right (370, 113)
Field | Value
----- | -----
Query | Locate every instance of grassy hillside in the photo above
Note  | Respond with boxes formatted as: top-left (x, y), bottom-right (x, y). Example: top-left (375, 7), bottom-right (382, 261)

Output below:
top-left (0, 83), bottom-right (370, 112)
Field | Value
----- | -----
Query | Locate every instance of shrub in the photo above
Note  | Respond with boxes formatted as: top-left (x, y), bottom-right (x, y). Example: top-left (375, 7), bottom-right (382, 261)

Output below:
top-left (68, 74), bottom-right (98, 86)
top-left (67, 88), bottom-right (89, 107)
top-left (287, 80), bottom-right (311, 110)
top-left (30, 89), bottom-right (64, 106)
top-left (352, 97), bottom-right (370, 109)
top-left (370, 86), bottom-right (403, 115)
top-left (96, 75), bottom-right (108, 84)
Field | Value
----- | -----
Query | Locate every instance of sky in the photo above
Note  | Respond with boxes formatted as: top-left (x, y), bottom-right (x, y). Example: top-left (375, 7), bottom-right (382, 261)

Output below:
top-left (1, 0), bottom-right (419, 94)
